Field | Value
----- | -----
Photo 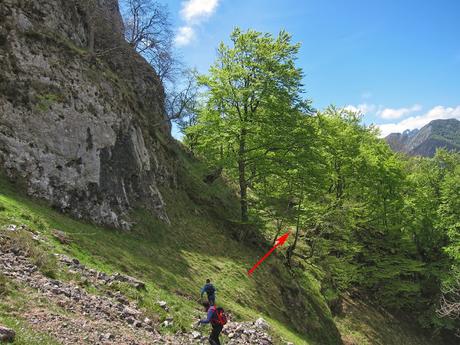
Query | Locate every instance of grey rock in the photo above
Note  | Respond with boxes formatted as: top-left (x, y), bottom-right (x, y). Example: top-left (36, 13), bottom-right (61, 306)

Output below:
top-left (0, 0), bottom-right (175, 229)
top-left (254, 317), bottom-right (270, 330)
top-left (112, 273), bottom-right (145, 290)
top-left (16, 12), bottom-right (33, 31)
top-left (0, 325), bottom-right (15, 342)
top-left (100, 333), bottom-right (114, 340)
top-left (161, 320), bottom-right (172, 327)
top-left (122, 306), bottom-right (140, 318)
top-left (4, 224), bottom-right (17, 232)
top-left (157, 300), bottom-right (169, 311)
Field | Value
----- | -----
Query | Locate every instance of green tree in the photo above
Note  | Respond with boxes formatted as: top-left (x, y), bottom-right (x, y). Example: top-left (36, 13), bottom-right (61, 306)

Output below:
top-left (436, 151), bottom-right (460, 334)
top-left (187, 28), bottom-right (306, 222)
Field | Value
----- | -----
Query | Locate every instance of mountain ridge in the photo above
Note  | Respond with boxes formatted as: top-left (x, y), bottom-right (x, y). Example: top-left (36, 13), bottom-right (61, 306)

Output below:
top-left (385, 118), bottom-right (460, 157)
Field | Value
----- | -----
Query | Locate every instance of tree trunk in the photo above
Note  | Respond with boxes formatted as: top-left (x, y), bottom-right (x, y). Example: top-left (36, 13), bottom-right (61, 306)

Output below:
top-left (238, 127), bottom-right (248, 222)
top-left (287, 190), bottom-right (303, 266)
top-left (272, 220), bottom-right (283, 247)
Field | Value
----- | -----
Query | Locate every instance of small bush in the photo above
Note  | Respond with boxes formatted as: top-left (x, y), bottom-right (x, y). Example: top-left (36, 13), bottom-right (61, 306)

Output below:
top-left (32, 215), bottom-right (49, 232)
top-left (8, 230), bottom-right (35, 255)
top-left (7, 230), bottom-right (58, 278)
top-left (0, 273), bottom-right (9, 296)
top-left (32, 251), bottom-right (58, 279)
top-left (34, 93), bottom-right (65, 112)
top-left (105, 281), bottom-right (141, 301)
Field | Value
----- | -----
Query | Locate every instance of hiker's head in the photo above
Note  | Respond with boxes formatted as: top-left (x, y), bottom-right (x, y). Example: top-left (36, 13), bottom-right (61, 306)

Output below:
top-left (206, 278), bottom-right (211, 284)
top-left (202, 301), bottom-right (211, 311)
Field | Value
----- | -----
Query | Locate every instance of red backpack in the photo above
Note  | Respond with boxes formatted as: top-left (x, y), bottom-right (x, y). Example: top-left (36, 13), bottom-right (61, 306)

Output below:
top-left (211, 306), bottom-right (227, 326)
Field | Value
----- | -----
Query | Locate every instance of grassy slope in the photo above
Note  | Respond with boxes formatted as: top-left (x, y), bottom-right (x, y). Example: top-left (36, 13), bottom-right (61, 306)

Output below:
top-left (0, 147), bottom-right (448, 345)
top-left (0, 276), bottom-right (61, 345)
top-left (335, 295), bottom-right (446, 345)
top-left (0, 147), bottom-right (338, 345)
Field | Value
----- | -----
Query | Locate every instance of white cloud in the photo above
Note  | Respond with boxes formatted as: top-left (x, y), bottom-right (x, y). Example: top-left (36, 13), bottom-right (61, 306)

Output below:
top-left (377, 104), bottom-right (422, 119)
top-left (174, 26), bottom-right (195, 46)
top-left (377, 105), bottom-right (460, 137)
top-left (344, 103), bottom-right (376, 114)
top-left (180, 0), bottom-right (219, 23)
top-left (175, 0), bottom-right (220, 46)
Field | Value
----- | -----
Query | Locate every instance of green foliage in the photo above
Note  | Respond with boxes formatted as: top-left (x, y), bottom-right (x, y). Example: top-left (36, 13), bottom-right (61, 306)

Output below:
top-left (335, 296), bottom-right (446, 345)
top-left (0, 169), bottom-right (338, 345)
top-left (184, 42), bottom-right (460, 336)
top-left (187, 76), bottom-right (459, 338)
top-left (0, 273), bottom-right (9, 297)
top-left (3, 229), bottom-right (58, 278)
top-left (34, 93), bottom-right (65, 112)
top-left (438, 162), bottom-right (460, 265)
top-left (188, 27), bottom-right (311, 222)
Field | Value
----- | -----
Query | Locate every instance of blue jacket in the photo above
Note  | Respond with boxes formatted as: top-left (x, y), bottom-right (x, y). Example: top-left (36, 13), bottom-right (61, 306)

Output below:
top-left (200, 283), bottom-right (216, 297)
top-left (199, 306), bottom-right (216, 324)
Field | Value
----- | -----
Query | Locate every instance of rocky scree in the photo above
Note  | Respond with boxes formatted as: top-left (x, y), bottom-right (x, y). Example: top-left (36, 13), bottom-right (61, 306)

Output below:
top-left (0, 225), bottom-right (278, 344)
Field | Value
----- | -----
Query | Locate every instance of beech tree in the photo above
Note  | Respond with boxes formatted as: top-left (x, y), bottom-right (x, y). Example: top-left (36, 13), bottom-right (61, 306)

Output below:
top-left (188, 28), bottom-right (306, 222)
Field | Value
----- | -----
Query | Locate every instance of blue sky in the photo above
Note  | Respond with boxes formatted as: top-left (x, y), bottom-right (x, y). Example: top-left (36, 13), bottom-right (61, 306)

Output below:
top-left (166, 0), bottom-right (460, 136)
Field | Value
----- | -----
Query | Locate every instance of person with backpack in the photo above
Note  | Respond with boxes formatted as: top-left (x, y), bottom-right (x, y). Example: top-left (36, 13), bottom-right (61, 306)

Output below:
top-left (200, 278), bottom-right (217, 305)
top-left (198, 301), bottom-right (227, 345)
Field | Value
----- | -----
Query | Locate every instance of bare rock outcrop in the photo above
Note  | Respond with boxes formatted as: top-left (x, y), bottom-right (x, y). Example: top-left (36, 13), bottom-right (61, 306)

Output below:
top-left (0, 325), bottom-right (15, 343)
top-left (0, 0), bottom-right (176, 229)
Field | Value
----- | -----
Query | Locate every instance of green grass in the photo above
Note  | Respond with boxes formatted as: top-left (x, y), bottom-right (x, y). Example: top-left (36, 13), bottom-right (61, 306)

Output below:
top-left (0, 159), bottom-right (339, 345)
top-left (0, 149), bottom-right (449, 345)
top-left (335, 296), bottom-right (448, 345)
top-left (0, 316), bottom-right (61, 345)
top-left (34, 93), bottom-right (64, 112)
top-left (0, 275), bottom-right (60, 345)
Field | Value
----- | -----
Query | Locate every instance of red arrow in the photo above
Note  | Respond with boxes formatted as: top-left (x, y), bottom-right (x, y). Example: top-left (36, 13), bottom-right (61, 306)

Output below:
top-left (247, 231), bottom-right (291, 276)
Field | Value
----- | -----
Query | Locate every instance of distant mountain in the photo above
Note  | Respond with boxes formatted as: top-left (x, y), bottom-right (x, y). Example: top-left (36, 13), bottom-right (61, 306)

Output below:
top-left (385, 118), bottom-right (460, 157)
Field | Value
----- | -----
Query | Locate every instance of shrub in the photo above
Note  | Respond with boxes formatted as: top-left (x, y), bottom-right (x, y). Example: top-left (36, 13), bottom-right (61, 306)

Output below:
top-left (7, 230), bottom-right (58, 278)
top-left (0, 273), bottom-right (9, 296)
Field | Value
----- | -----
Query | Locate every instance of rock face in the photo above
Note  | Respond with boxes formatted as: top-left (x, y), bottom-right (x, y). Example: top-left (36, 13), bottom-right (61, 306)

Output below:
top-left (385, 118), bottom-right (460, 157)
top-left (0, 0), bottom-right (176, 229)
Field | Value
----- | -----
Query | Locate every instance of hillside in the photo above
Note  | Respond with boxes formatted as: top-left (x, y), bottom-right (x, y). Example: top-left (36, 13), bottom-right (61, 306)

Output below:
top-left (0, 152), bottom-right (340, 345)
top-left (0, 1), bottom-right (342, 344)
top-left (385, 118), bottom-right (460, 157)
top-left (0, 154), bottom-right (450, 345)
top-left (0, 1), bottom-right (458, 345)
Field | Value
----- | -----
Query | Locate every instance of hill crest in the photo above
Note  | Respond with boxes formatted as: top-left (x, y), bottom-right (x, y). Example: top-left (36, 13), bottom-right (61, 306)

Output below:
top-left (385, 118), bottom-right (460, 156)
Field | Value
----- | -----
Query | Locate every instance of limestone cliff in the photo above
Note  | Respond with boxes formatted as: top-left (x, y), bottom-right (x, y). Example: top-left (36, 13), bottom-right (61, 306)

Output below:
top-left (0, 0), bottom-right (176, 229)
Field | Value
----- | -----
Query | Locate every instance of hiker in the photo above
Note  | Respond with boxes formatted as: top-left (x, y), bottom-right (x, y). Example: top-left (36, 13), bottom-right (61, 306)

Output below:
top-left (200, 278), bottom-right (216, 305)
top-left (198, 301), bottom-right (227, 345)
